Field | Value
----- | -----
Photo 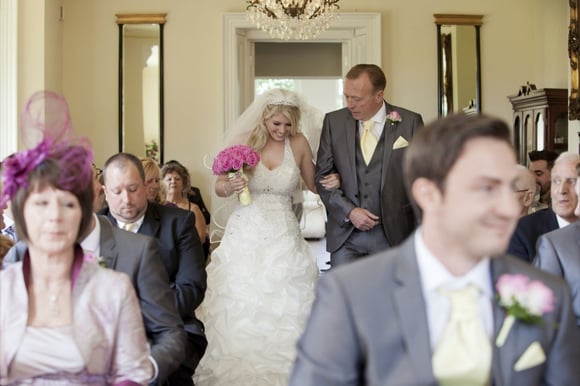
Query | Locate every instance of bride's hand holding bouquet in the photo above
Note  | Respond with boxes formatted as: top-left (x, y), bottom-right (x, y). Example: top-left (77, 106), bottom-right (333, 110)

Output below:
top-left (212, 145), bottom-right (260, 206)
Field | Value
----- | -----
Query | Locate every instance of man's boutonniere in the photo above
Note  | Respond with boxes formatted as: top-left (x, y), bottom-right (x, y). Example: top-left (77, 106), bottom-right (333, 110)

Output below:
top-left (84, 253), bottom-right (107, 268)
top-left (386, 111), bottom-right (402, 125)
top-left (495, 274), bottom-right (554, 347)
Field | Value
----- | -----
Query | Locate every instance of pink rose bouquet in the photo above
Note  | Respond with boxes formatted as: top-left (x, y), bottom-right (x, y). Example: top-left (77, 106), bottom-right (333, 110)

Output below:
top-left (495, 274), bottom-right (554, 347)
top-left (212, 145), bottom-right (260, 205)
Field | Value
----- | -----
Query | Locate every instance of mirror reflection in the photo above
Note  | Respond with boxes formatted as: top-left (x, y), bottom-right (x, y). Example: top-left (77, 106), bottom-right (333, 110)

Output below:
top-left (434, 14), bottom-right (483, 117)
top-left (116, 13), bottom-right (166, 164)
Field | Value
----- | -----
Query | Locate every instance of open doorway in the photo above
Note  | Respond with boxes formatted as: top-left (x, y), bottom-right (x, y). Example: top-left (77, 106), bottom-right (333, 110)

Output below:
top-left (223, 12), bottom-right (382, 131)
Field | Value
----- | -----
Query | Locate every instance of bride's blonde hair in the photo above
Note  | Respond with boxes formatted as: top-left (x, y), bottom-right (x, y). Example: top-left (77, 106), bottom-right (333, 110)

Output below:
top-left (246, 103), bottom-right (301, 152)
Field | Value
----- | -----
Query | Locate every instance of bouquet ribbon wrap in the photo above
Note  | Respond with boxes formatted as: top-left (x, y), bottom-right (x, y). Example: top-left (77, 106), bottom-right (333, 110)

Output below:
top-left (229, 168), bottom-right (252, 206)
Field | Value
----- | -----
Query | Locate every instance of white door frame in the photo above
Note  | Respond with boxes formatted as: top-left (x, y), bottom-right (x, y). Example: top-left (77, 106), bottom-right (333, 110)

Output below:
top-left (223, 12), bottom-right (382, 131)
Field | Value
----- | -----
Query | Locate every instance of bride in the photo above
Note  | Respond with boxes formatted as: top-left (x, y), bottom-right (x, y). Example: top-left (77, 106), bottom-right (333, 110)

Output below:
top-left (194, 89), bottom-right (338, 385)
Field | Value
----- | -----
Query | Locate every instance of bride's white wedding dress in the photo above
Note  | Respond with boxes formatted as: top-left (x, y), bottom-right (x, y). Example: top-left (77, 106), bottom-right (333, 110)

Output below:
top-left (194, 138), bottom-right (319, 385)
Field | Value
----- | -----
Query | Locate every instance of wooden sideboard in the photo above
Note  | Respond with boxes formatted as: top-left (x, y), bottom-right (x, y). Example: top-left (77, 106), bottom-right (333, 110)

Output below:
top-left (508, 87), bottom-right (568, 164)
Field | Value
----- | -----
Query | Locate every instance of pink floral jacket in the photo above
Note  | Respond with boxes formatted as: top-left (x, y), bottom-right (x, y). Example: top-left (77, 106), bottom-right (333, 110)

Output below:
top-left (0, 249), bottom-right (153, 385)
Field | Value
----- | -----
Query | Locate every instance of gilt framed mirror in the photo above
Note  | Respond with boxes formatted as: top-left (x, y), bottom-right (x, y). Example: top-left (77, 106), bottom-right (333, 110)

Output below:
top-left (434, 14), bottom-right (483, 117)
top-left (116, 13), bottom-right (166, 164)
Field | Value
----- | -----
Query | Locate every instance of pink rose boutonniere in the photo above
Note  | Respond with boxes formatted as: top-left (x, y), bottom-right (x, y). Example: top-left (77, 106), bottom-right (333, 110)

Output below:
top-left (212, 145), bottom-right (260, 206)
top-left (495, 274), bottom-right (554, 347)
top-left (386, 111), bottom-right (402, 125)
top-left (84, 253), bottom-right (106, 268)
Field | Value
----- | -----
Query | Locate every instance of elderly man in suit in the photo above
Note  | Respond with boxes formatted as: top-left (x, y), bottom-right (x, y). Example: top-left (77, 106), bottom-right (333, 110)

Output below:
top-left (100, 153), bottom-right (207, 386)
top-left (513, 164), bottom-right (537, 217)
top-left (291, 114), bottom-right (580, 386)
top-left (315, 64), bottom-right (423, 267)
top-left (534, 161), bottom-right (580, 325)
top-left (507, 152), bottom-right (580, 262)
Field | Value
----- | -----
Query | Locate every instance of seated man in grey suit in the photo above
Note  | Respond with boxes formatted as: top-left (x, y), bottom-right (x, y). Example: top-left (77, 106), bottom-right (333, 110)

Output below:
top-left (507, 152), bottom-right (580, 262)
top-left (534, 161), bottom-right (580, 325)
top-left (290, 114), bottom-right (580, 386)
top-left (100, 153), bottom-right (207, 386)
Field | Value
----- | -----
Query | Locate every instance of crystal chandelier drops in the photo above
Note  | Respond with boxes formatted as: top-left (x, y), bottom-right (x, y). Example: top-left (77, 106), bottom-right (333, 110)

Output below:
top-left (246, 0), bottom-right (340, 40)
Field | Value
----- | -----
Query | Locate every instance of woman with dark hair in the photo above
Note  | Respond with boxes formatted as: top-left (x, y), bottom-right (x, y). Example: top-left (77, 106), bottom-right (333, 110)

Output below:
top-left (0, 91), bottom-right (152, 385)
top-left (161, 160), bottom-right (208, 256)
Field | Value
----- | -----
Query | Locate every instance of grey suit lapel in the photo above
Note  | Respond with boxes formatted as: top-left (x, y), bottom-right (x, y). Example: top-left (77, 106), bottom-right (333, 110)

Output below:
top-left (380, 104), bottom-right (398, 189)
top-left (490, 258), bottom-right (522, 386)
top-left (393, 238), bottom-right (436, 381)
top-left (97, 216), bottom-right (119, 269)
top-left (345, 114), bottom-right (358, 192)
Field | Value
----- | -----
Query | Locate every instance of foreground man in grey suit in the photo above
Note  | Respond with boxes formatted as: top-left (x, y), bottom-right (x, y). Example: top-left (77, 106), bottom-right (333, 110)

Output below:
top-left (291, 114), bottom-right (580, 386)
top-left (534, 161), bottom-right (580, 325)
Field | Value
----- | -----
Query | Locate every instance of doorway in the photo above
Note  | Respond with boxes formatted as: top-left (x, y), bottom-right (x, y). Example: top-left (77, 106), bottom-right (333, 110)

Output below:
top-left (223, 12), bottom-right (382, 131)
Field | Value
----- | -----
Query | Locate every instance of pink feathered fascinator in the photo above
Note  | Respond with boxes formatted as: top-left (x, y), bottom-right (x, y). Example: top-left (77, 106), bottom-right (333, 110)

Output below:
top-left (0, 91), bottom-right (93, 207)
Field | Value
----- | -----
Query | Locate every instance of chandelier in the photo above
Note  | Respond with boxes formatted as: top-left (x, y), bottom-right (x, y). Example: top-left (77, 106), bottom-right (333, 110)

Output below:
top-left (246, 0), bottom-right (340, 40)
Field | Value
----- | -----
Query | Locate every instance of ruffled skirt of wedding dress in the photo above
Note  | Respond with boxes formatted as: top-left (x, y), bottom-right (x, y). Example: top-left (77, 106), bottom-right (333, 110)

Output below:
top-left (194, 199), bottom-right (319, 385)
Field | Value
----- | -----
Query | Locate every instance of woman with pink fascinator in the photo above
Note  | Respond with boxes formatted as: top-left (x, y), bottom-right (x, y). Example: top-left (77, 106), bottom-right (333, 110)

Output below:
top-left (0, 91), bottom-right (152, 385)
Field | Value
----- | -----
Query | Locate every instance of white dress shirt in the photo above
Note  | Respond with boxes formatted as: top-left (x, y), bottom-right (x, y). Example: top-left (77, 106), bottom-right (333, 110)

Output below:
top-left (116, 215), bottom-right (145, 233)
top-left (556, 214), bottom-right (571, 228)
top-left (415, 228), bottom-right (494, 351)
top-left (358, 102), bottom-right (387, 139)
top-left (80, 214), bottom-right (101, 257)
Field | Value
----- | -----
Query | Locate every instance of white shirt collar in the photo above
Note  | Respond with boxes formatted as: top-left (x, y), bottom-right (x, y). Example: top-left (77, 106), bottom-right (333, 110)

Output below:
top-left (359, 102), bottom-right (387, 137)
top-left (116, 215), bottom-right (145, 233)
top-left (555, 214), bottom-right (571, 228)
top-left (415, 227), bottom-right (493, 298)
top-left (81, 213), bottom-right (101, 256)
top-left (2, 215), bottom-right (14, 229)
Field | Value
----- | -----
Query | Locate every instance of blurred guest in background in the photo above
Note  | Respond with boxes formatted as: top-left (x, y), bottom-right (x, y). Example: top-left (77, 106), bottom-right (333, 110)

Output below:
top-left (141, 157), bottom-right (169, 205)
top-left (161, 160), bottom-right (208, 257)
top-left (0, 91), bottom-right (152, 385)
top-left (528, 149), bottom-right (558, 210)
top-left (513, 164), bottom-right (537, 217)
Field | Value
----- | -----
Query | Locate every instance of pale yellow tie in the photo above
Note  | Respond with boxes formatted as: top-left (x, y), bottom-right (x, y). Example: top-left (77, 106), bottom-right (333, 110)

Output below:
top-left (360, 120), bottom-right (377, 165)
top-left (122, 223), bottom-right (136, 233)
top-left (432, 285), bottom-right (491, 386)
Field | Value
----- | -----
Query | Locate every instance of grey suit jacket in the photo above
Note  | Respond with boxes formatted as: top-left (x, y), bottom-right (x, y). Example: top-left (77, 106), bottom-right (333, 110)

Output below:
top-left (534, 222), bottom-right (580, 326)
top-left (96, 215), bottom-right (186, 382)
top-left (315, 103), bottom-right (423, 252)
top-left (290, 234), bottom-right (580, 386)
top-left (100, 202), bottom-right (208, 369)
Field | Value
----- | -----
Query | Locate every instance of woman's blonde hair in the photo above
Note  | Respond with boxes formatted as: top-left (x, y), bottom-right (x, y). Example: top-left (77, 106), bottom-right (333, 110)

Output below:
top-left (246, 104), bottom-right (301, 151)
top-left (140, 157), bottom-right (168, 205)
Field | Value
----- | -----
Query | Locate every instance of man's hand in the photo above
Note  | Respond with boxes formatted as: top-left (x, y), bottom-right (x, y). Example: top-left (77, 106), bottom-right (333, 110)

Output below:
top-left (348, 208), bottom-right (379, 231)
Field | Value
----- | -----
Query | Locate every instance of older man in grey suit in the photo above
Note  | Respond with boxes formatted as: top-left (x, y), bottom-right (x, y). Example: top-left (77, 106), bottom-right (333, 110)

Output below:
top-left (315, 64), bottom-right (423, 267)
top-left (534, 161), bottom-right (580, 325)
top-left (291, 114), bottom-right (580, 386)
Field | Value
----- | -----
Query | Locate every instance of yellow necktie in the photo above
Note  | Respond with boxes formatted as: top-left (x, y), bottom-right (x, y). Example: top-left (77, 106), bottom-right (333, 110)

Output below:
top-left (432, 285), bottom-right (491, 386)
top-left (360, 120), bottom-right (377, 165)
top-left (122, 223), bottom-right (136, 233)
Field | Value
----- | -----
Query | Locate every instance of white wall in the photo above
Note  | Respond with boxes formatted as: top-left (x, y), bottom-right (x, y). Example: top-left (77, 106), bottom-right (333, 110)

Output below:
top-left (18, 0), bottom-right (571, 203)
